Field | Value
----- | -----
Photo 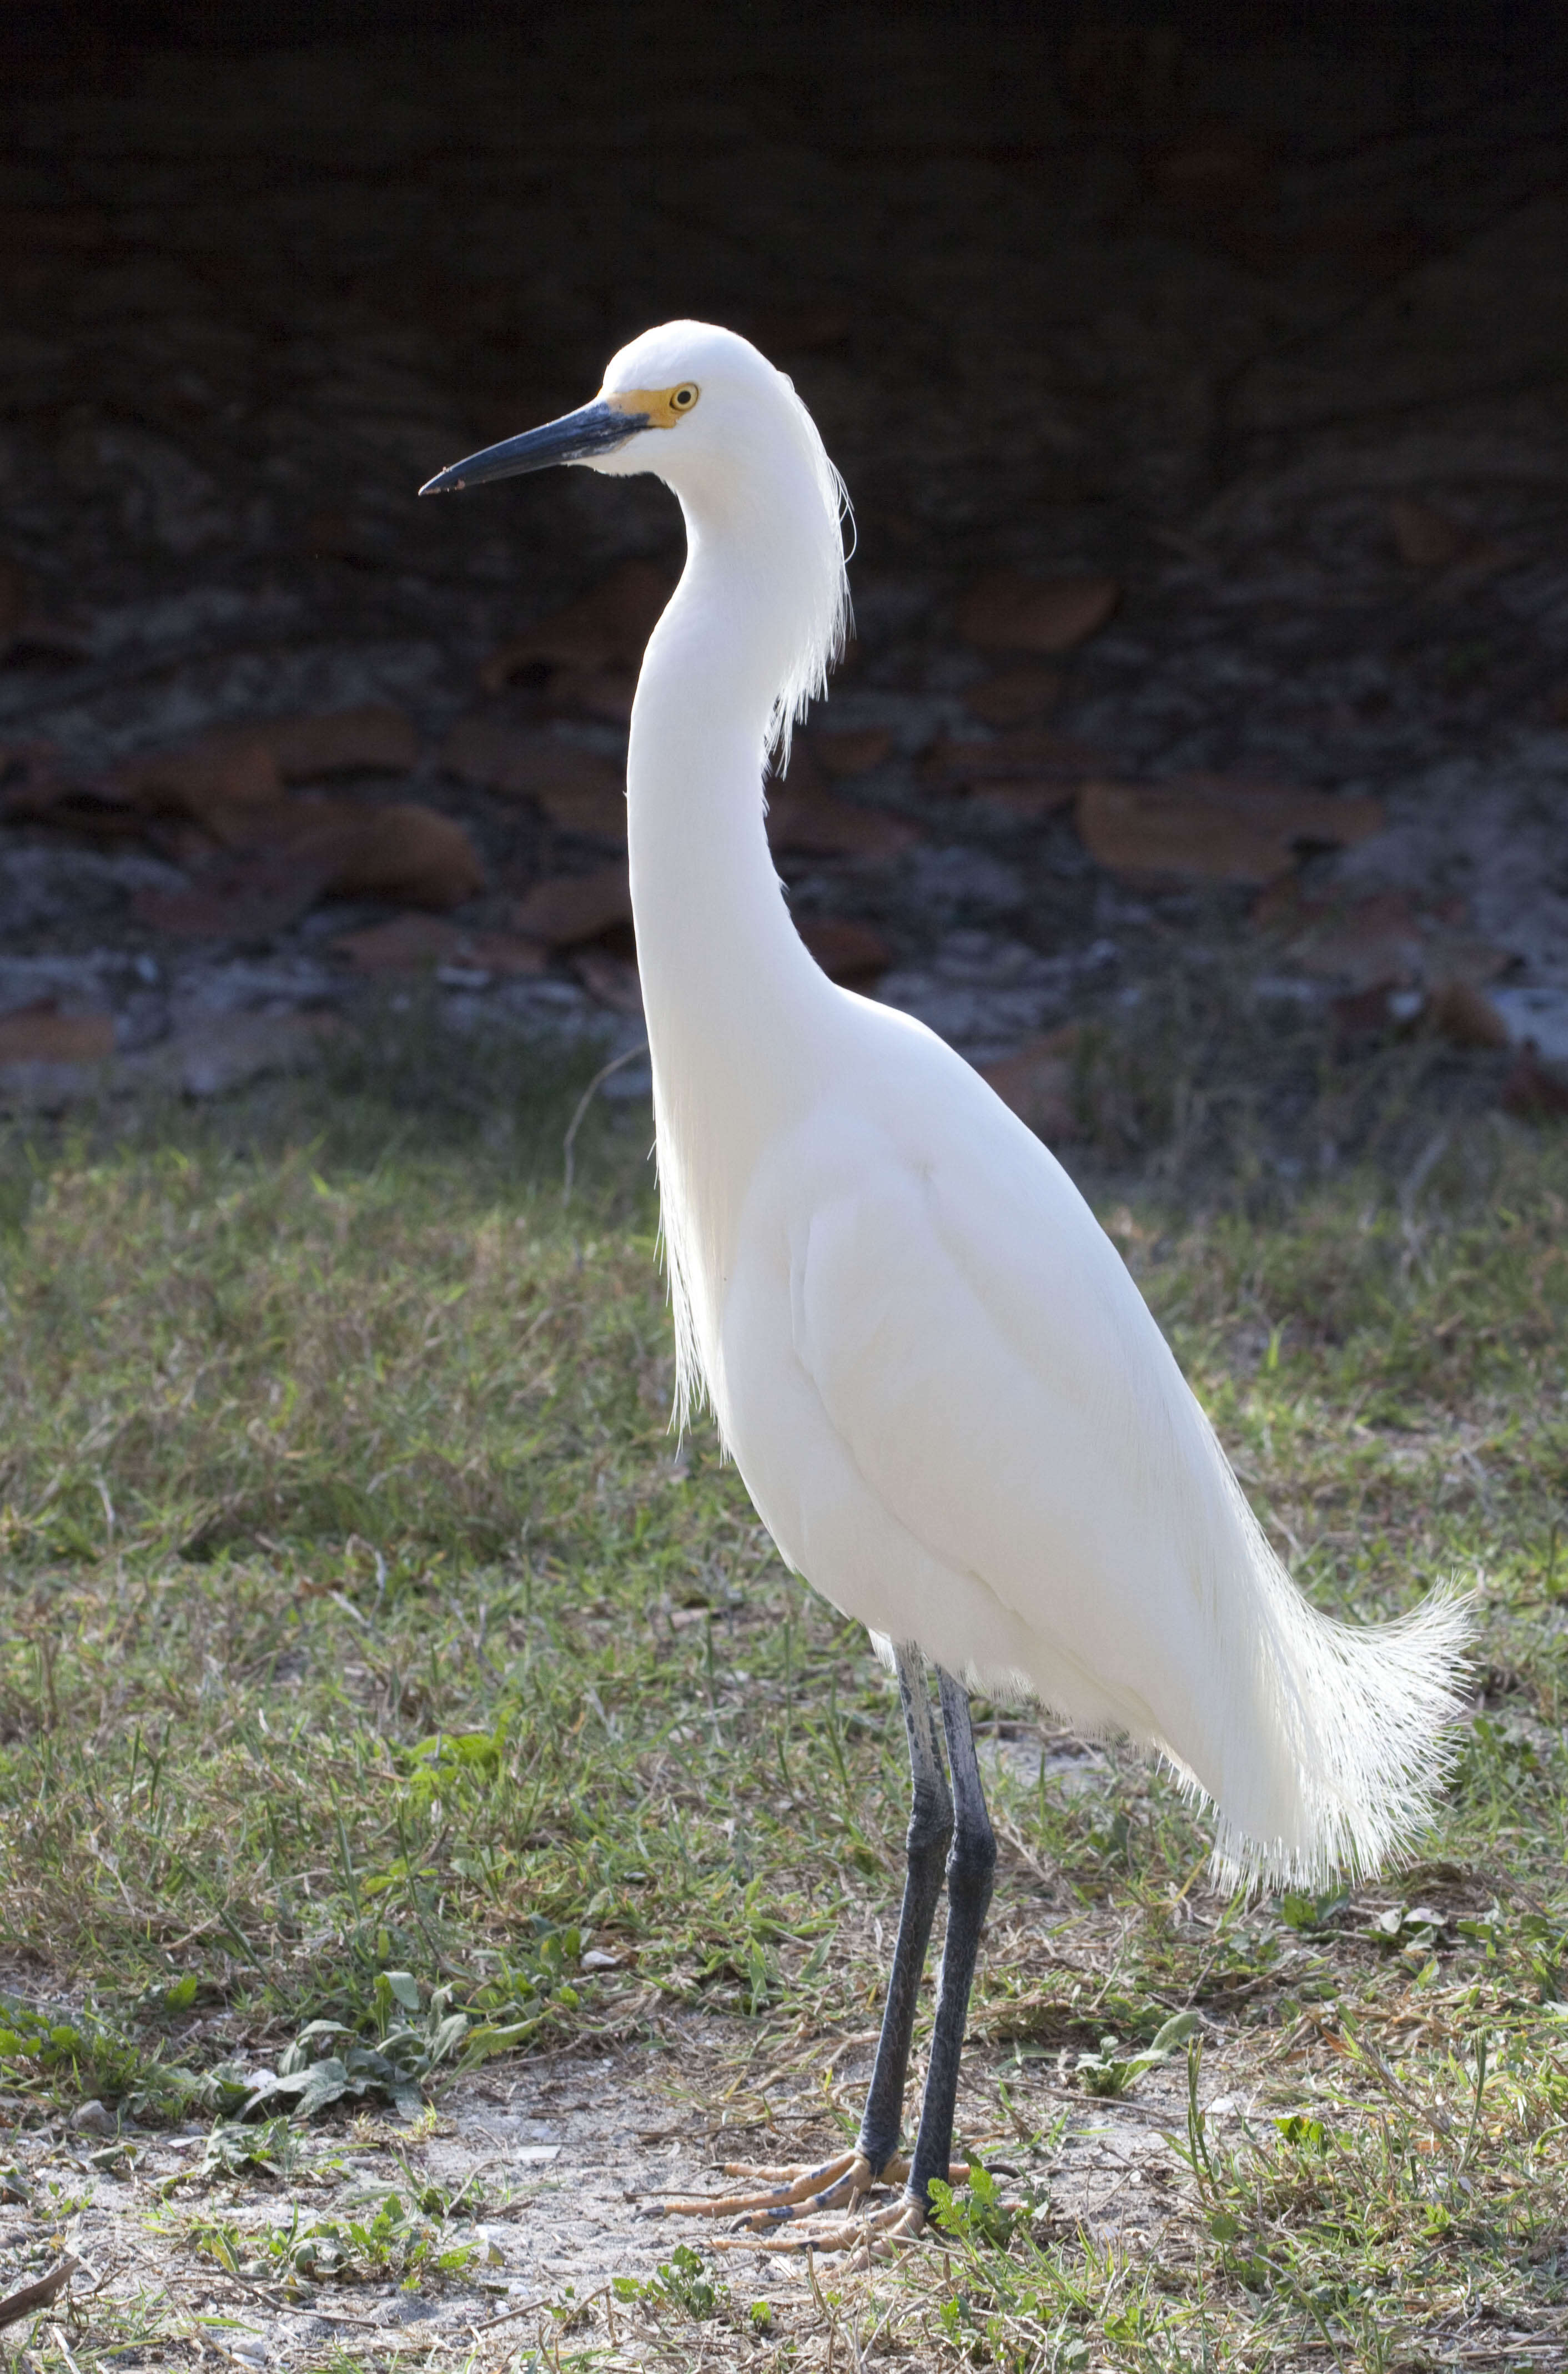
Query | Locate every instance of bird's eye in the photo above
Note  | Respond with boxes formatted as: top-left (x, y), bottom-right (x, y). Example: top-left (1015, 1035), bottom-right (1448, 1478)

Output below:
top-left (671, 385), bottom-right (698, 411)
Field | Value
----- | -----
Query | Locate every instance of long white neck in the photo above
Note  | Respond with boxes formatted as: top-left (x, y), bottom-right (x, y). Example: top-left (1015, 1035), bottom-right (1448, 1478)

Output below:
top-left (626, 445), bottom-right (843, 1421)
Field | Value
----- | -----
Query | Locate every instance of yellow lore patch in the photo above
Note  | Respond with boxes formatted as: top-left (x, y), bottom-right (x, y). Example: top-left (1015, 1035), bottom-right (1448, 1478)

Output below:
top-left (607, 383), bottom-right (700, 429)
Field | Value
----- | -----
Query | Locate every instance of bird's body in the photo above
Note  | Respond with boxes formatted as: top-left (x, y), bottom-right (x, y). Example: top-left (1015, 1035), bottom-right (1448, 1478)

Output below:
top-left (618, 321), bottom-right (1460, 1892)
top-left (422, 320), bottom-right (1468, 2241)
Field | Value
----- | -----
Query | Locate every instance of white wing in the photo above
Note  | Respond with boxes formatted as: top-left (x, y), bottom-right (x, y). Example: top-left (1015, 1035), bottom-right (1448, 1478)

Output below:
top-left (784, 1098), bottom-right (1235, 1768)
top-left (717, 1023), bottom-right (1465, 1884)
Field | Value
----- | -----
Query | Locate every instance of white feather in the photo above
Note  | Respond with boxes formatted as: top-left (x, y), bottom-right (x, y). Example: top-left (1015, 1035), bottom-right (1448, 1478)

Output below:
top-left (593, 319), bottom-right (1469, 1891)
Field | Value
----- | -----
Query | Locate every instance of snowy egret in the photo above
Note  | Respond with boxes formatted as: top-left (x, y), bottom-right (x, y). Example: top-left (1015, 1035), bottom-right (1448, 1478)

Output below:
top-left (420, 324), bottom-right (1468, 2247)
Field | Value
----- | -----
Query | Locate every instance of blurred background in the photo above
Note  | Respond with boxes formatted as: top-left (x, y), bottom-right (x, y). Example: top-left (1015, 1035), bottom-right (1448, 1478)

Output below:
top-left (2, 0), bottom-right (1566, 1191)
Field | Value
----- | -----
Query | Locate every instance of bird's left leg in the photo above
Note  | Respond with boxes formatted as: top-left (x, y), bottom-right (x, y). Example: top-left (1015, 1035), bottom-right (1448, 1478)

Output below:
top-left (708, 1666), bottom-right (995, 2254)
top-left (662, 1642), bottom-right (966, 2237)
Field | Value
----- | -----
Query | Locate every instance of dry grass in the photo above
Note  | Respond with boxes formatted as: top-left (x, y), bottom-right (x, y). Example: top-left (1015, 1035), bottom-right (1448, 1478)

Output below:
top-left (0, 1062), bottom-right (1566, 2369)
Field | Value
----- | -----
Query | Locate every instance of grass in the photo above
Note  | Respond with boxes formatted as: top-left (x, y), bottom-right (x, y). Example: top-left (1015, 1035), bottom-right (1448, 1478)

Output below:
top-left (0, 1050), bottom-right (1566, 2369)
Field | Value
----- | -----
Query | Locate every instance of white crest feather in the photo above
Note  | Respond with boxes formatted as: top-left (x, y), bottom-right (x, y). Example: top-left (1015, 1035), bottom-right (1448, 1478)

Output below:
top-left (764, 373), bottom-right (853, 772)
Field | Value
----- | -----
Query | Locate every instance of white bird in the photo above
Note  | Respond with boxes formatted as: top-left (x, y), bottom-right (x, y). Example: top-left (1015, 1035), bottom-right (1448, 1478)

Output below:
top-left (421, 323), bottom-right (1468, 2247)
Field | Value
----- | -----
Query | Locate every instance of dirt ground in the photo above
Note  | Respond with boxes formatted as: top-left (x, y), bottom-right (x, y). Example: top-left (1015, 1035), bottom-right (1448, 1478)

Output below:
top-left (2, 1979), bottom-right (1238, 2366)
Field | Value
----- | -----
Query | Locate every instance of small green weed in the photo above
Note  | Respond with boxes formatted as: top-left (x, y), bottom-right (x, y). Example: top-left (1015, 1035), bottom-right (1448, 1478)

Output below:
top-left (613, 2241), bottom-right (727, 2321)
top-left (0, 1988), bottom-right (188, 2116)
top-left (1072, 2008), bottom-right (1202, 2098)
top-left (178, 2189), bottom-right (475, 2287)
top-left (198, 2116), bottom-right (313, 2180)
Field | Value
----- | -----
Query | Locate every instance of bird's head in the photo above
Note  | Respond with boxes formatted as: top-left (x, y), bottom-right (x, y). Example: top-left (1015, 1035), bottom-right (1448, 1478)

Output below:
top-left (421, 318), bottom-right (851, 752)
top-left (422, 320), bottom-right (807, 503)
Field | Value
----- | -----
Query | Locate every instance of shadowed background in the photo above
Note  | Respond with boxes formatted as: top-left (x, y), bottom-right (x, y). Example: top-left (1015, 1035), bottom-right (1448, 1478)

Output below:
top-left (1, 0), bottom-right (1566, 1170)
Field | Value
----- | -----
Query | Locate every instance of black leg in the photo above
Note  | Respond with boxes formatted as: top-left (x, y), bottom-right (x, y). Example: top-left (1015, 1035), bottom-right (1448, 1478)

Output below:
top-left (903, 1667), bottom-right (996, 2214)
top-left (663, 1650), bottom-right (987, 2247)
top-left (853, 1642), bottom-right (953, 2179)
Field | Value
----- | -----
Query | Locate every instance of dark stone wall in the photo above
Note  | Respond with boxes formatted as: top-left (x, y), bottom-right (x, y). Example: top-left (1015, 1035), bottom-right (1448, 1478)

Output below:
top-left (0, 1), bottom-right (1564, 1163)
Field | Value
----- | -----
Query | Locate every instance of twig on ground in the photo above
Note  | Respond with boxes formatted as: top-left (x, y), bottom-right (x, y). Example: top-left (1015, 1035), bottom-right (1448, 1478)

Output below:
top-left (0, 2254), bottom-right (81, 2330)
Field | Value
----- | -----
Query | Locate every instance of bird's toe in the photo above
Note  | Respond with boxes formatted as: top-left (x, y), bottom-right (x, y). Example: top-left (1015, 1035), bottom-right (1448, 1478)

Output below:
top-left (657, 2149), bottom-right (859, 2221)
top-left (664, 2149), bottom-right (967, 2251)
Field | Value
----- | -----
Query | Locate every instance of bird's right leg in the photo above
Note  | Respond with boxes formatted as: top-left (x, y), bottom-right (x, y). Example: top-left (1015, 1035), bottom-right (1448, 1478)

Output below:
top-left (667, 1642), bottom-right (967, 2238)
top-left (847, 1639), bottom-right (953, 2184)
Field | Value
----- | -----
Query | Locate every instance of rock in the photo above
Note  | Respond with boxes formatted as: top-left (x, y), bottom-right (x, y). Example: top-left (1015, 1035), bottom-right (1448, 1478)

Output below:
top-left (901, 844), bottom-right (1025, 921)
top-left (4, 760), bottom-right (153, 843)
top-left (922, 730), bottom-right (1100, 817)
top-left (1388, 497), bottom-right (1467, 570)
top-left (282, 802), bottom-right (484, 910)
top-left (766, 742), bottom-right (915, 859)
top-left (812, 727), bottom-right (892, 776)
top-left (532, 779), bottom-right (630, 839)
top-left (258, 705), bottom-right (419, 781)
top-left (133, 846), bottom-right (336, 939)
top-left (0, 1002), bottom-right (114, 1063)
top-left (970, 781), bottom-right (1081, 822)
top-left (878, 930), bottom-right (1089, 1053)
top-left (796, 915), bottom-right (892, 983)
top-left (922, 730), bottom-right (1103, 790)
top-left (767, 787), bottom-right (914, 859)
top-left (957, 572), bottom-right (1119, 654)
top-left (1501, 1045), bottom-right (1568, 1121)
top-left (333, 915), bottom-right (546, 976)
top-left (511, 865), bottom-right (632, 948)
top-left (571, 948), bottom-right (643, 1014)
top-left (981, 1025), bottom-right (1081, 1143)
top-left (113, 732), bottom-right (285, 839)
top-left (442, 718), bottom-right (604, 795)
top-left (1264, 887), bottom-right (1514, 1007)
top-left (108, 710), bottom-right (418, 846)
top-left (69, 2100), bottom-right (116, 2135)
top-left (544, 668), bottom-right (639, 726)
top-left (135, 802), bottom-right (485, 922)
top-left (442, 721), bottom-right (626, 838)
top-left (222, 2338), bottom-right (269, 2369)
top-left (479, 559), bottom-right (675, 719)
top-left (333, 913), bottom-right (457, 970)
top-left (1281, 891), bottom-right (1426, 990)
top-left (1078, 776), bottom-right (1384, 886)
top-left (579, 1947), bottom-right (622, 1971)
top-left (1428, 978), bottom-right (1509, 1050)
top-left (965, 665), bottom-right (1063, 726)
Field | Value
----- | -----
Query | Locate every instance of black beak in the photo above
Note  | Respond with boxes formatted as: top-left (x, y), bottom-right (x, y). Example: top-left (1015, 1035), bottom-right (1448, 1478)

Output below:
top-left (419, 398), bottom-right (646, 496)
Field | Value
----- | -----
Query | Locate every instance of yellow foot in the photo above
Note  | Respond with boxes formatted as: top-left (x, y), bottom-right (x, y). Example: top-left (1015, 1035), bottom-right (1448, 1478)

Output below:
top-left (657, 2155), bottom-right (967, 2251)
top-left (711, 2191), bottom-right (931, 2257)
top-left (659, 2150), bottom-right (865, 2225)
